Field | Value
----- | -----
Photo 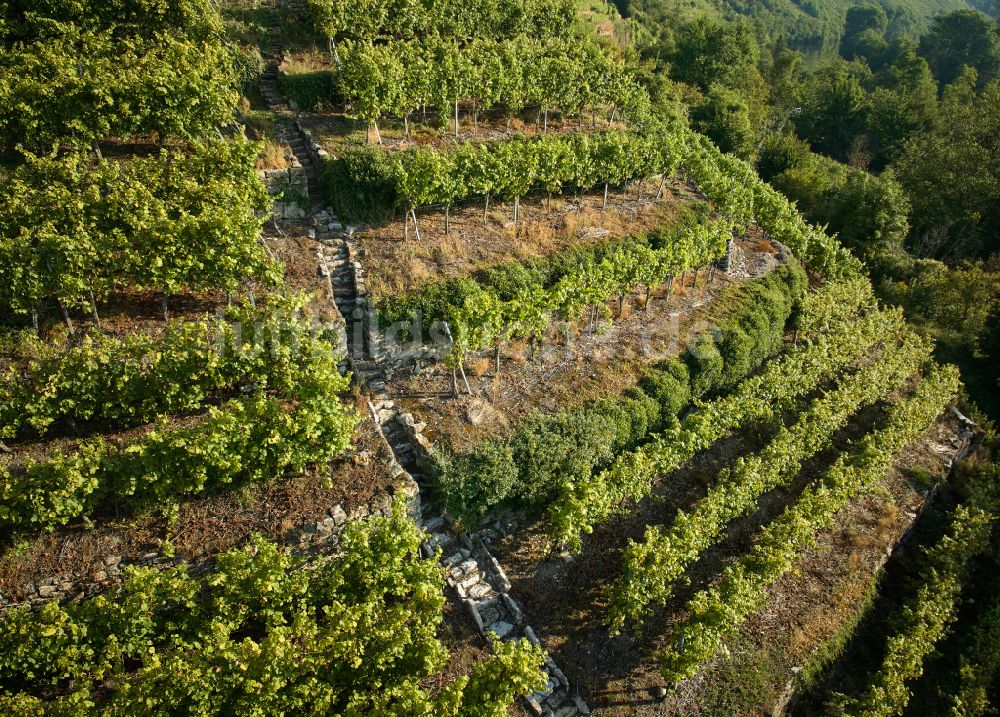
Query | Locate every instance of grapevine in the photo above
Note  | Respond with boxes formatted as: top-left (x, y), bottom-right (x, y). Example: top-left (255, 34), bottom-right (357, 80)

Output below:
top-left (841, 485), bottom-right (996, 717)
top-left (0, 301), bottom-right (328, 440)
top-left (547, 307), bottom-right (910, 551)
top-left (655, 364), bottom-right (963, 687)
top-left (0, 331), bottom-right (358, 533)
top-left (0, 139), bottom-right (274, 318)
top-left (606, 330), bottom-right (932, 631)
top-left (308, 0), bottom-right (576, 42)
top-left (0, 506), bottom-right (548, 714)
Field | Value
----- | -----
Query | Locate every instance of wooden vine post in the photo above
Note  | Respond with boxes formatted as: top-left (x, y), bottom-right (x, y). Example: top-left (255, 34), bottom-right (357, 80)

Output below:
top-left (442, 322), bottom-right (472, 397)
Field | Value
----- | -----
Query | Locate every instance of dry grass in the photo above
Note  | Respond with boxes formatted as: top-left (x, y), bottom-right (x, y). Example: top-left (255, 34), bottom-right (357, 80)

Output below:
top-left (755, 238), bottom-right (778, 254)
top-left (467, 358), bottom-right (492, 377)
top-left (360, 180), bottom-right (689, 299)
top-left (281, 50), bottom-right (330, 74)
top-left (256, 139), bottom-right (290, 170)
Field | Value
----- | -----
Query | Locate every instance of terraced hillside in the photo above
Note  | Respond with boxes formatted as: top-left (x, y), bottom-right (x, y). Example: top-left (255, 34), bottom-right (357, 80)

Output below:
top-left (1, 0), bottom-right (997, 715)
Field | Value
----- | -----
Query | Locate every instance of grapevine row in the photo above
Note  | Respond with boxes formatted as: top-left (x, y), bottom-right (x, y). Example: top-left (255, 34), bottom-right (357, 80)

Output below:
top-left (795, 275), bottom-right (877, 339)
top-left (308, 0), bottom-right (576, 43)
top-left (0, 139), bottom-right (274, 319)
top-left (330, 129), bottom-right (680, 220)
top-left (547, 307), bottom-right (908, 551)
top-left (327, 123), bottom-right (861, 282)
top-left (605, 330), bottom-right (932, 631)
top-left (0, 342), bottom-right (358, 533)
top-left (840, 488), bottom-right (996, 716)
top-left (1, 1), bottom-right (241, 149)
top-left (944, 561), bottom-right (1000, 717)
top-left (0, 301), bottom-right (327, 440)
top-left (0, 506), bottom-right (547, 714)
top-left (379, 214), bottom-right (730, 362)
top-left (333, 37), bottom-right (643, 136)
top-left (655, 364), bottom-right (963, 687)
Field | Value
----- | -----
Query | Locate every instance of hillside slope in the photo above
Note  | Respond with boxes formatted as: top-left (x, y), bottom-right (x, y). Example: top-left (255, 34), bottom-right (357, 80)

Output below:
top-left (617, 0), bottom-right (984, 55)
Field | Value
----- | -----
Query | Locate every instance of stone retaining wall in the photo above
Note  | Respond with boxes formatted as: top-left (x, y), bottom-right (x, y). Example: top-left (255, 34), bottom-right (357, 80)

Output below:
top-left (277, 0), bottom-right (309, 12)
top-left (3, 476), bottom-right (419, 611)
top-left (295, 118), bottom-right (332, 167)
top-left (259, 163), bottom-right (310, 220)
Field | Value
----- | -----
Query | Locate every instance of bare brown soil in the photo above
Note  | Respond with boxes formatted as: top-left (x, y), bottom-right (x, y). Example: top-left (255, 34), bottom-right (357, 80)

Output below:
top-left (388, 237), bottom-right (781, 453)
top-left (361, 179), bottom-right (693, 300)
top-left (488, 398), bottom-right (961, 716)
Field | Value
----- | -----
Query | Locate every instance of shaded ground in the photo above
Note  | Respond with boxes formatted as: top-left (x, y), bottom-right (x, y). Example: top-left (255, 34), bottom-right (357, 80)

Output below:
top-left (296, 105), bottom-right (629, 157)
top-left (489, 392), bottom-right (961, 715)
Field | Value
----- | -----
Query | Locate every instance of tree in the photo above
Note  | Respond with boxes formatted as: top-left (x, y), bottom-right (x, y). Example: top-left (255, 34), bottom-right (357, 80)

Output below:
top-left (918, 9), bottom-right (1000, 88)
top-left (865, 41), bottom-right (939, 166)
top-left (693, 83), bottom-right (757, 160)
top-left (893, 77), bottom-right (1000, 259)
top-left (767, 147), bottom-right (910, 253)
top-left (840, 4), bottom-right (890, 64)
top-left (795, 59), bottom-right (872, 161)
top-left (665, 16), bottom-right (762, 92)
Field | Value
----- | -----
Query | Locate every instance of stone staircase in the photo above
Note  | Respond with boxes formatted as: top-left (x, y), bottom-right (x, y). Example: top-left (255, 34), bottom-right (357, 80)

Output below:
top-left (260, 60), bottom-right (287, 112)
top-left (262, 54), bottom-right (590, 717)
top-left (421, 508), bottom-right (591, 716)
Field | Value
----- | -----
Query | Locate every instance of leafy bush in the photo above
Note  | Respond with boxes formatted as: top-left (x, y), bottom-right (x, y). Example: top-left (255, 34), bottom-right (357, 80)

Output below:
top-left (436, 442), bottom-right (519, 524)
top-left (279, 68), bottom-right (337, 111)
top-left (639, 360), bottom-right (691, 417)
top-left (233, 44), bottom-right (265, 93)
top-left (433, 262), bottom-right (805, 526)
top-left (685, 335), bottom-right (725, 397)
top-left (321, 143), bottom-right (397, 222)
top-left (717, 325), bottom-right (754, 388)
top-left (509, 411), bottom-right (619, 505)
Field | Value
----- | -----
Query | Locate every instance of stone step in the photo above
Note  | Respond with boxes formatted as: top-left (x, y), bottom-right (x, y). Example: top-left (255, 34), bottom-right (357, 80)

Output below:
top-left (441, 549), bottom-right (471, 568)
top-left (465, 581), bottom-right (493, 600)
top-left (422, 515), bottom-right (445, 533)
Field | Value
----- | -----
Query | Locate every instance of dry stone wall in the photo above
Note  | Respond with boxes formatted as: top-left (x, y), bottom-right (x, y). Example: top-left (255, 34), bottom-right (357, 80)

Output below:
top-left (264, 67), bottom-right (592, 717)
top-left (260, 161), bottom-right (310, 220)
top-left (3, 477), bottom-right (420, 611)
top-left (277, 0), bottom-right (309, 13)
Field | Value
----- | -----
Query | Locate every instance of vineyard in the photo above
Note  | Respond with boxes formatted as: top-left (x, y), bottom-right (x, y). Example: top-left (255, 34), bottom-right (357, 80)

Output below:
top-left (2, 0), bottom-right (998, 715)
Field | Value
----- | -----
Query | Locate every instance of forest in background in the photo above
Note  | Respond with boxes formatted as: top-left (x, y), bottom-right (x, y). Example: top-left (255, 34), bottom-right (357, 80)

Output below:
top-left (617, 0), bottom-right (999, 57)
top-left (616, 0), bottom-right (1000, 419)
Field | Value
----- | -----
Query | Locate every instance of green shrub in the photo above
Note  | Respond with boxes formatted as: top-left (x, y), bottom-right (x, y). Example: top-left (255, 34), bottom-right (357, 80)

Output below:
top-left (278, 69), bottom-right (337, 111)
top-left (510, 411), bottom-right (618, 506)
top-left (435, 442), bottom-right (518, 526)
top-left (738, 304), bottom-right (776, 367)
top-left (639, 359), bottom-right (691, 416)
top-left (592, 390), bottom-right (663, 448)
top-left (718, 324), bottom-right (753, 387)
top-left (320, 147), bottom-right (397, 223)
top-left (685, 334), bottom-right (725, 397)
top-left (233, 45), bottom-right (265, 94)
